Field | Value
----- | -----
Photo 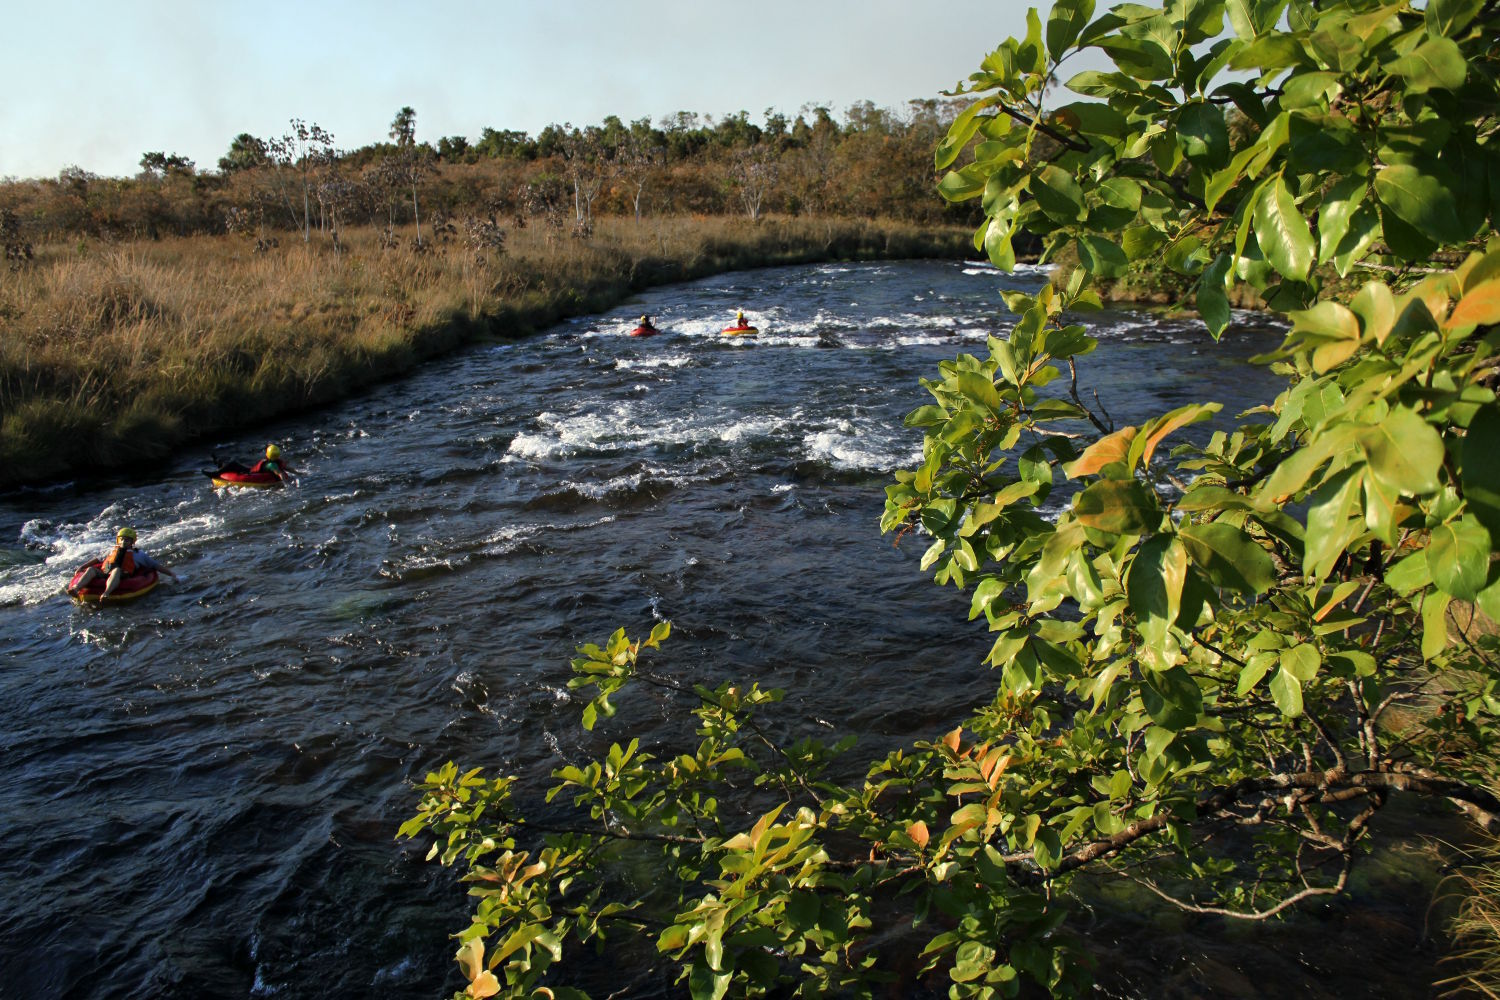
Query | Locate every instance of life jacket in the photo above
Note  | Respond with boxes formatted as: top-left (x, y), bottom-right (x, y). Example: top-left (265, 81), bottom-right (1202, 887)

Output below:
top-left (250, 459), bottom-right (277, 474)
top-left (103, 545), bottom-right (136, 575)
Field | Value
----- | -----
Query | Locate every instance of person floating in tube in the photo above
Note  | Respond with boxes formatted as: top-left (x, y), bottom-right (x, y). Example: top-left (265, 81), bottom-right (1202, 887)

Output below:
top-left (67, 527), bottom-right (176, 602)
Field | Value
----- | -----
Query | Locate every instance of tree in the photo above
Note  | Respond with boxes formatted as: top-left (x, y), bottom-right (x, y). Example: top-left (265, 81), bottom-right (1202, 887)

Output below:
top-left (388, 106), bottom-right (435, 246)
top-left (557, 124), bottom-right (611, 225)
top-left (405, 2), bottom-right (1500, 996)
top-left (138, 151), bottom-right (195, 180)
top-left (728, 144), bottom-right (778, 221)
top-left (218, 133), bottom-right (268, 174)
top-left (618, 117), bottom-right (665, 223)
top-left (266, 119), bottom-right (335, 242)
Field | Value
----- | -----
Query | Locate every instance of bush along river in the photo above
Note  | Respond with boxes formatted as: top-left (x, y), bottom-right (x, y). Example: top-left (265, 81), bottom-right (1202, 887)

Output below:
top-left (0, 260), bottom-right (1455, 997)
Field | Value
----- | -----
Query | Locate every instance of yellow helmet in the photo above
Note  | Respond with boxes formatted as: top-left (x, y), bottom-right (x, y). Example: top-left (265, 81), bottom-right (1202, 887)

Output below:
top-left (640, 315), bottom-right (648, 323)
top-left (116, 527), bottom-right (137, 541)
top-left (266, 444), bottom-right (282, 460)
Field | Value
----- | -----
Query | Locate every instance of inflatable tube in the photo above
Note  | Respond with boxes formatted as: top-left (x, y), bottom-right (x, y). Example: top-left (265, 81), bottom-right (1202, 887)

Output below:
top-left (68, 559), bottom-right (159, 603)
top-left (207, 468), bottom-right (283, 489)
top-left (722, 326), bottom-right (759, 336)
top-left (629, 325), bottom-right (659, 337)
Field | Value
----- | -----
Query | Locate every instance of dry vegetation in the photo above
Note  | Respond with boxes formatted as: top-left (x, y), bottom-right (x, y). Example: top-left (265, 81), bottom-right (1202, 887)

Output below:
top-left (0, 215), bottom-right (970, 486)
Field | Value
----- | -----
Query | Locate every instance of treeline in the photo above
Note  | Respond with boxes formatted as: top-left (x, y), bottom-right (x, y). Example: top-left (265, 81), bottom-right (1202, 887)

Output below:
top-left (0, 101), bottom-right (981, 248)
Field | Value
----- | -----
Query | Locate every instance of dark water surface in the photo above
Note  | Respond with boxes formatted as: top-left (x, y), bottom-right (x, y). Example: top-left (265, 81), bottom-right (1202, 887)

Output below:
top-left (0, 261), bottom-right (1449, 998)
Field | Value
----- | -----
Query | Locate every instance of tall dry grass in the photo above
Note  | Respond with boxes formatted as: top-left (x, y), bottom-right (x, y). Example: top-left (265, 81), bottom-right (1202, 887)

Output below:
top-left (1439, 855), bottom-right (1500, 998)
top-left (0, 215), bottom-right (970, 486)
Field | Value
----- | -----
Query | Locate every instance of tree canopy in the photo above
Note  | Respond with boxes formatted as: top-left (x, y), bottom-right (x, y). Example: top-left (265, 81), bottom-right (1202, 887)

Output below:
top-left (402, 1), bottom-right (1500, 997)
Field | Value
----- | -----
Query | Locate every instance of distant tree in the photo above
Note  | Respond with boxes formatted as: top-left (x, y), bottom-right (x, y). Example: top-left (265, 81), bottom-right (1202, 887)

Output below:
top-left (787, 105), bottom-right (841, 214)
top-left (389, 106), bottom-right (417, 148)
top-left (660, 111), bottom-right (708, 160)
top-left (729, 144), bottom-right (777, 221)
top-left (436, 134), bottom-right (472, 163)
top-left (713, 110), bottom-right (762, 148)
top-left (266, 118), bottom-right (335, 242)
top-left (557, 124), bottom-right (611, 225)
top-left (619, 117), bottom-right (665, 222)
top-left (474, 127), bottom-right (535, 160)
top-left (388, 106), bottom-right (435, 246)
top-left (138, 151), bottom-right (195, 180)
top-left (763, 107), bottom-right (790, 149)
top-left (217, 133), bottom-right (268, 174)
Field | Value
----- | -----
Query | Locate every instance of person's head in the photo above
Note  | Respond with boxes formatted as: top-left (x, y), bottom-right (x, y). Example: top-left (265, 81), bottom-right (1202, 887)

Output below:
top-left (116, 527), bottom-right (137, 548)
top-left (266, 444), bottom-right (282, 461)
top-left (736, 310), bottom-right (745, 321)
top-left (640, 315), bottom-right (648, 324)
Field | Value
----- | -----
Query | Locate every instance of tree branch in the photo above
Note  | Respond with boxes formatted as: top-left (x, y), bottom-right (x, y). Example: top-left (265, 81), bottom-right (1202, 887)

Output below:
top-left (1000, 103), bottom-right (1090, 152)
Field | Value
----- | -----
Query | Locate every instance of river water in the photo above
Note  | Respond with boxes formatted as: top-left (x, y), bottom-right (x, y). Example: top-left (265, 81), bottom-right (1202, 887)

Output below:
top-left (0, 260), bottom-right (1452, 998)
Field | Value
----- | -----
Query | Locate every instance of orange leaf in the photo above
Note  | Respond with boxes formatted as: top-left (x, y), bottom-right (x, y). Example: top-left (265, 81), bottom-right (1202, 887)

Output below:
top-left (1063, 427), bottom-right (1137, 478)
top-left (942, 727), bottom-right (963, 752)
top-left (907, 820), bottom-right (931, 849)
top-left (468, 971), bottom-right (501, 999)
top-left (1139, 404), bottom-right (1219, 469)
top-left (1448, 279), bottom-right (1500, 330)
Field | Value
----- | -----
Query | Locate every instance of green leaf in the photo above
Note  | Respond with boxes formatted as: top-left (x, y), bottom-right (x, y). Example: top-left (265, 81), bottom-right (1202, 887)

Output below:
top-left (1077, 235), bottom-right (1129, 278)
top-left (1303, 466), bottom-right (1365, 583)
top-left (938, 164), bottom-right (989, 203)
top-left (1426, 0), bottom-right (1485, 36)
top-left (1179, 522), bottom-right (1277, 594)
top-left (1316, 177), bottom-right (1366, 266)
top-left (1141, 665), bottom-right (1203, 729)
top-left (1463, 405), bottom-right (1500, 537)
top-left (1073, 479), bottom-right (1160, 534)
top-left (1423, 592), bottom-right (1452, 660)
top-left (1253, 175), bottom-right (1314, 281)
top-left (936, 100), bottom-right (990, 171)
top-left (957, 370), bottom-right (1001, 410)
top-left (1384, 37), bottom-right (1468, 93)
top-left (1176, 102), bottom-right (1230, 168)
top-left (689, 962), bottom-right (731, 1000)
top-left (1196, 253), bottom-right (1233, 339)
top-left (1427, 517), bottom-right (1492, 601)
top-left (1129, 535), bottom-right (1189, 657)
top-left (1237, 651), bottom-right (1275, 694)
top-left (1281, 642), bottom-right (1321, 682)
top-left (1269, 666), bottom-right (1304, 717)
top-left (1032, 164), bottom-right (1087, 222)
top-left (1099, 35), bottom-right (1175, 79)
top-left (1358, 408), bottom-right (1444, 497)
top-left (1373, 163), bottom-right (1467, 245)
top-left (1047, 0), bottom-right (1096, 59)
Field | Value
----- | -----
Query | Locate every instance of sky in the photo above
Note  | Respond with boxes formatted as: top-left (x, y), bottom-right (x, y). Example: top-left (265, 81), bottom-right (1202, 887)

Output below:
top-left (2, 0), bottom-right (1043, 181)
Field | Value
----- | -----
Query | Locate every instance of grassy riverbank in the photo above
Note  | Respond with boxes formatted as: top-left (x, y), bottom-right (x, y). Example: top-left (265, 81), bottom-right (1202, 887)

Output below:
top-left (0, 215), bottom-right (971, 488)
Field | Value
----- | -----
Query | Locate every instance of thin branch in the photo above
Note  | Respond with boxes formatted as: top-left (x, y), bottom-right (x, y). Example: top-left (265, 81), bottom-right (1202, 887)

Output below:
top-left (998, 102), bottom-right (1090, 152)
top-left (1129, 857), bottom-right (1350, 919)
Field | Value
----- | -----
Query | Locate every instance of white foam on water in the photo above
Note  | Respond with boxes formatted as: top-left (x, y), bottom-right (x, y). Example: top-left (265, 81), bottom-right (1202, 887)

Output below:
top-left (615, 354), bottom-right (693, 371)
top-left (478, 514), bottom-right (618, 557)
top-left (555, 462), bottom-right (691, 500)
top-left (802, 418), bottom-right (922, 473)
top-left (506, 402), bottom-right (792, 463)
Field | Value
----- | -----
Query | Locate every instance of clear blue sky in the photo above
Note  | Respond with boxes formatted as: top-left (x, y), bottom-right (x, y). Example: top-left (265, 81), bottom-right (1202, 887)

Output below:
top-left (3, 0), bottom-right (1042, 180)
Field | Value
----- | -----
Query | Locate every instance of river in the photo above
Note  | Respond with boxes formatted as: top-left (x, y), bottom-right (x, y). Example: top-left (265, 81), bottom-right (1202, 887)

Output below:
top-left (0, 260), bottom-right (1451, 998)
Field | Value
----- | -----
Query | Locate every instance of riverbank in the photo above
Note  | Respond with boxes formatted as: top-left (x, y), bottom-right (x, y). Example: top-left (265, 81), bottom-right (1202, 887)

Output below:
top-left (0, 215), bottom-right (972, 488)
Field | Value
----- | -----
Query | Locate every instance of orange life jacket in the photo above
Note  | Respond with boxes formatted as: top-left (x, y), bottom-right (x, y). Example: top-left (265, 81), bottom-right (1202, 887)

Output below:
top-left (103, 545), bottom-right (136, 575)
